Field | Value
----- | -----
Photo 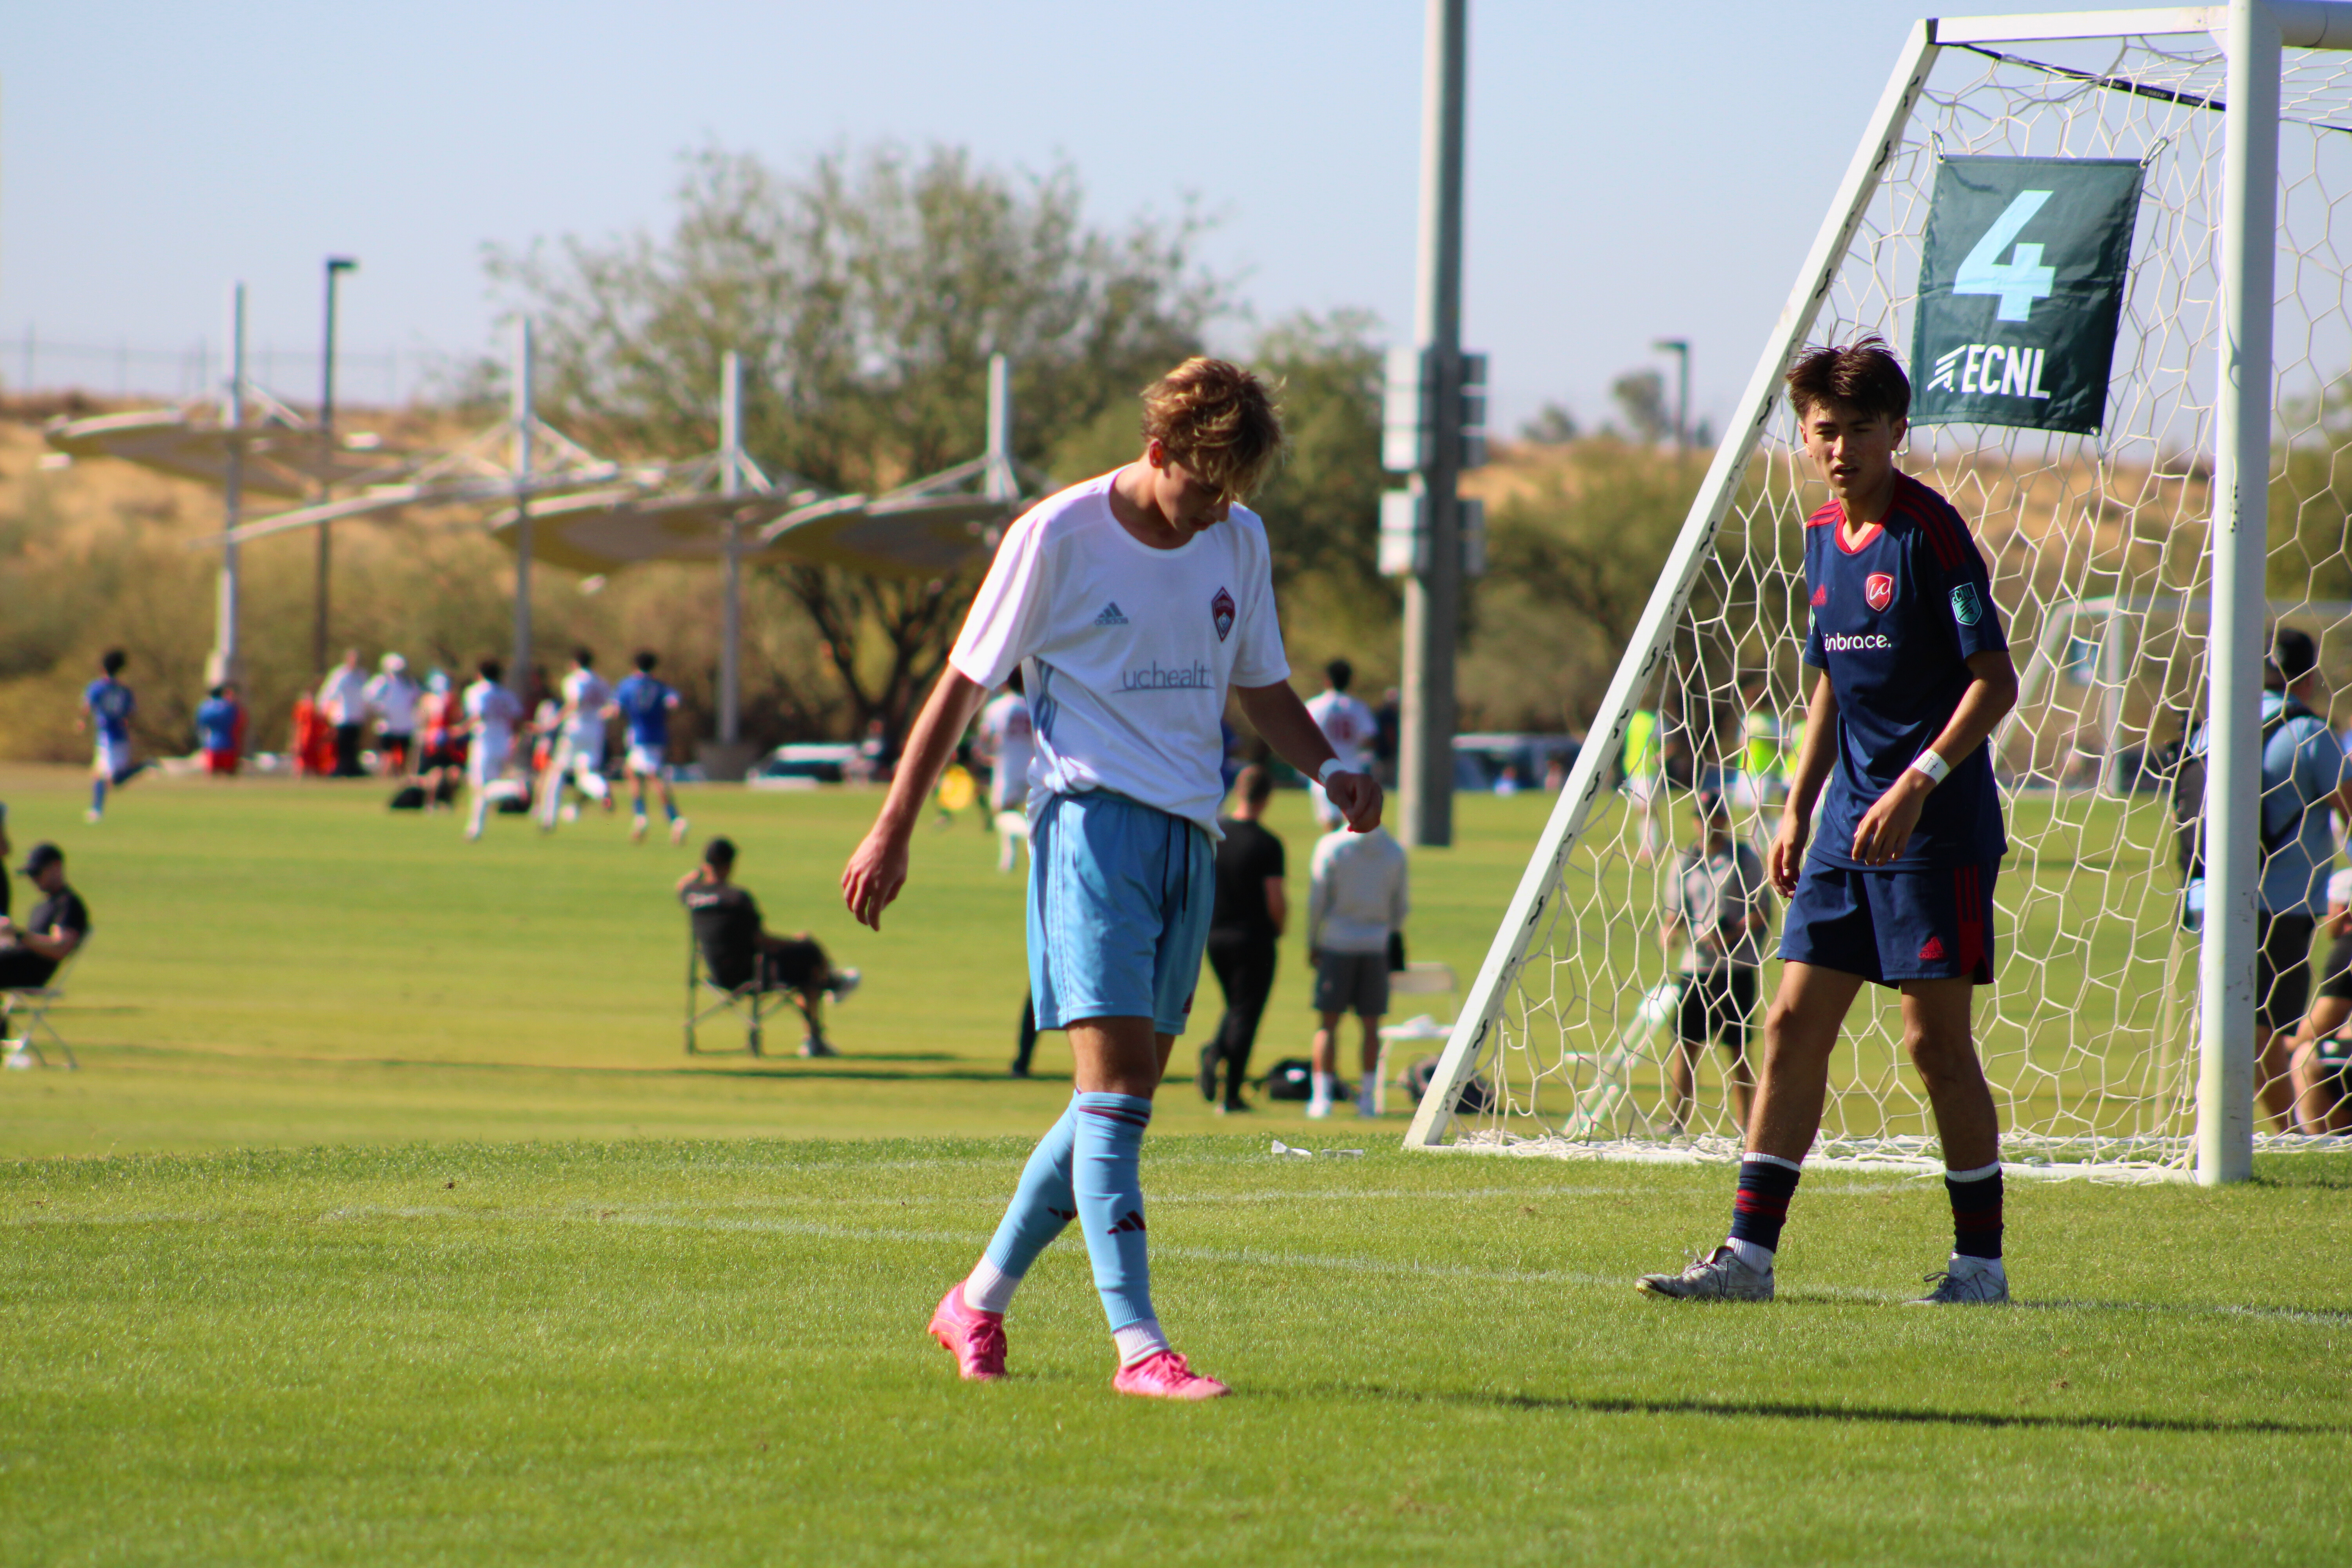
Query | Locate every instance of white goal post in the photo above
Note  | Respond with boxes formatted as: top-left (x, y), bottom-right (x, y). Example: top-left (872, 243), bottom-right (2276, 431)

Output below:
top-left (1405, 2), bottom-right (2352, 1181)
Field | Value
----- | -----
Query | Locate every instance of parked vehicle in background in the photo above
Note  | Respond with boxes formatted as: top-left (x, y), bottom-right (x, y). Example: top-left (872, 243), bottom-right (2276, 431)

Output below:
top-left (750, 743), bottom-right (864, 789)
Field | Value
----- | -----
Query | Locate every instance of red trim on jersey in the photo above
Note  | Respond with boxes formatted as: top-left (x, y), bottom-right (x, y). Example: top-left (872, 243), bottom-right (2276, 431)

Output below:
top-left (1835, 518), bottom-right (1884, 555)
top-left (1897, 475), bottom-right (1968, 571)
top-left (1805, 500), bottom-right (1841, 530)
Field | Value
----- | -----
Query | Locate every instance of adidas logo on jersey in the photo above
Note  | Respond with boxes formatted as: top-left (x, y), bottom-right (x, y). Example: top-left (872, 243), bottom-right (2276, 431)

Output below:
top-left (1093, 602), bottom-right (1130, 626)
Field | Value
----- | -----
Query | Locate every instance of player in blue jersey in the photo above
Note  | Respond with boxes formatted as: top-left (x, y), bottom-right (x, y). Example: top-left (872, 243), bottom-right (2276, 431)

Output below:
top-left (606, 651), bottom-right (688, 845)
top-left (78, 649), bottom-right (147, 822)
top-left (1637, 338), bottom-right (2021, 1308)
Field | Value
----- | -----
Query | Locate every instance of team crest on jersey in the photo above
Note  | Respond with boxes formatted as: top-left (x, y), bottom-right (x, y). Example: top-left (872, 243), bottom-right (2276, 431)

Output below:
top-left (1864, 572), bottom-right (1895, 612)
top-left (1210, 587), bottom-right (1236, 642)
top-left (1950, 583), bottom-right (1983, 626)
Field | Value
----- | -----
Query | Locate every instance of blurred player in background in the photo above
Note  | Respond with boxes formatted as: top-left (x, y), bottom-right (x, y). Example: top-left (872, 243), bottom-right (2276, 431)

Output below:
top-left (541, 648), bottom-right (614, 828)
top-left (1305, 658), bottom-right (1376, 829)
top-left (845, 356), bottom-right (1381, 1400)
top-left (462, 659), bottom-right (525, 842)
top-left (417, 671), bottom-right (468, 809)
top-left (2288, 867), bottom-right (2352, 1133)
top-left (318, 648), bottom-right (370, 778)
top-left (1658, 788), bottom-right (1771, 1136)
top-left (79, 649), bottom-right (144, 823)
top-left (975, 668), bottom-right (1035, 871)
top-left (609, 651), bottom-right (687, 846)
top-left (364, 654), bottom-right (420, 777)
top-left (195, 683), bottom-right (246, 777)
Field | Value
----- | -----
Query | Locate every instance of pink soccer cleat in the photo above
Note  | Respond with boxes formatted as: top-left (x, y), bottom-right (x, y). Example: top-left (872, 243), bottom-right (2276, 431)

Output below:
top-left (928, 1283), bottom-right (1007, 1382)
top-left (1112, 1350), bottom-right (1230, 1400)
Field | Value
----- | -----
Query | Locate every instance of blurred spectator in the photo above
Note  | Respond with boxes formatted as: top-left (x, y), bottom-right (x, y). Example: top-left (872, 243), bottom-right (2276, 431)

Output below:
top-left (1305, 817), bottom-right (1409, 1120)
top-left (318, 648), bottom-right (370, 777)
top-left (1373, 688), bottom-right (1401, 787)
top-left (1305, 659), bottom-right (1377, 829)
top-left (679, 837), bottom-right (860, 1058)
top-left (1198, 764), bottom-right (1285, 1113)
top-left (417, 672), bottom-right (468, 809)
top-left (195, 683), bottom-right (246, 776)
top-left (364, 654), bottom-right (420, 777)
top-left (0, 844), bottom-right (88, 990)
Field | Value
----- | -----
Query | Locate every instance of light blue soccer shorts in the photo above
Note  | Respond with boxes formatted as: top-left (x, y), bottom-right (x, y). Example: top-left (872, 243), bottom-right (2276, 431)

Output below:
top-left (1027, 789), bottom-right (1215, 1036)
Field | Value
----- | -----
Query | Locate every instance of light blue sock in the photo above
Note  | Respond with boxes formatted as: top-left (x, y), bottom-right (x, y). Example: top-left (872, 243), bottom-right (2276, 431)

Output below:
top-left (1073, 1091), bottom-right (1156, 1334)
top-left (90, 778), bottom-right (107, 815)
top-left (970, 1096), bottom-right (1079, 1308)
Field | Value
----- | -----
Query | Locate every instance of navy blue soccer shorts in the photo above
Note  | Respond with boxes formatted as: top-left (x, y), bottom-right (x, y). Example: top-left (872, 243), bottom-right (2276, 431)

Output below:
top-left (1778, 859), bottom-right (1998, 988)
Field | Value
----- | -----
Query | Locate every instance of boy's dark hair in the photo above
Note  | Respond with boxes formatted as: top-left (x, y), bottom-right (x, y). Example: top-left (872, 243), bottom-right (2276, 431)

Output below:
top-left (1785, 335), bottom-right (1911, 423)
top-left (703, 836), bottom-right (737, 867)
top-left (2269, 626), bottom-right (2319, 689)
top-left (208, 684), bottom-right (226, 699)
top-left (635, 650), bottom-right (658, 673)
top-left (1235, 763), bottom-right (1274, 808)
top-left (1005, 666), bottom-right (1025, 696)
top-left (1325, 658), bottom-right (1354, 693)
top-left (101, 649), bottom-right (127, 675)
top-left (575, 647), bottom-right (596, 668)
top-left (479, 658), bottom-right (503, 682)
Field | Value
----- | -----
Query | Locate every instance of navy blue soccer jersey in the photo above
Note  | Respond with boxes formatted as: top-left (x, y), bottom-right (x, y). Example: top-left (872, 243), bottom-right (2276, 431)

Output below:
top-left (1800, 472), bottom-right (2009, 870)
top-left (611, 673), bottom-right (676, 747)
top-left (83, 677), bottom-right (134, 741)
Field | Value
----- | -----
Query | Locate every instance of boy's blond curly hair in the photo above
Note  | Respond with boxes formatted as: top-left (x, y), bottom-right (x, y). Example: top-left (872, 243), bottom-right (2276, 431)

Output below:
top-left (1139, 357), bottom-right (1286, 500)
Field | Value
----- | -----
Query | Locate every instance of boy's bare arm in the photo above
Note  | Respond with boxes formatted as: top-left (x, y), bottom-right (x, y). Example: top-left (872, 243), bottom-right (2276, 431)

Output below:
top-left (1233, 682), bottom-right (1381, 831)
top-left (842, 669), bottom-right (991, 930)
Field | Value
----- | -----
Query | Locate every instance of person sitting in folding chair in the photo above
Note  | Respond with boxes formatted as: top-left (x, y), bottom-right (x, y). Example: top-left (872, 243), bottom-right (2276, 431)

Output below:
top-left (678, 837), bottom-right (859, 1058)
top-left (1, 843), bottom-right (90, 1064)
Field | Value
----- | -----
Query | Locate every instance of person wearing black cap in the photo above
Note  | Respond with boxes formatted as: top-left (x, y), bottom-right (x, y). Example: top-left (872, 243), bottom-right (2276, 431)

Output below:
top-left (0, 844), bottom-right (89, 991)
top-left (677, 837), bottom-right (858, 1058)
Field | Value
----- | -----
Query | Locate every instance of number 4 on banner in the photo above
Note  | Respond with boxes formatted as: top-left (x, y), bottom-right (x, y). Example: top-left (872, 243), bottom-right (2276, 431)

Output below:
top-left (1954, 189), bottom-right (2056, 321)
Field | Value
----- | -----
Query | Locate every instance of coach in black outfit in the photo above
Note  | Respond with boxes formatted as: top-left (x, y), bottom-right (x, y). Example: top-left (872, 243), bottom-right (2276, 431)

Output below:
top-left (679, 837), bottom-right (858, 1059)
top-left (0, 844), bottom-right (89, 989)
top-left (1198, 764), bottom-right (1286, 1112)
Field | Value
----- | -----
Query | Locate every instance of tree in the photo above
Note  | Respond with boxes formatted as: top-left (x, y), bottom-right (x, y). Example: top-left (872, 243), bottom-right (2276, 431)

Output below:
top-left (1610, 369), bottom-right (1672, 445)
top-left (485, 144), bottom-right (1227, 739)
top-left (1519, 402), bottom-right (1579, 445)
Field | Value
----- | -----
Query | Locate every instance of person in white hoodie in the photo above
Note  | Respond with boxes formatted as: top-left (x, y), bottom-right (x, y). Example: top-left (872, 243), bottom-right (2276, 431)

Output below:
top-left (1304, 820), bottom-right (1409, 1118)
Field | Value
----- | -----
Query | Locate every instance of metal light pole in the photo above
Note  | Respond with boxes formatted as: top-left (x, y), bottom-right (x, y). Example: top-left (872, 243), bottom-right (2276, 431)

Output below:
top-left (314, 256), bottom-right (358, 676)
top-left (1400, 0), bottom-right (1469, 849)
top-left (209, 283), bottom-right (248, 688)
top-left (1652, 337), bottom-right (1690, 454)
top-left (510, 319), bottom-right (536, 695)
top-left (718, 349), bottom-right (744, 748)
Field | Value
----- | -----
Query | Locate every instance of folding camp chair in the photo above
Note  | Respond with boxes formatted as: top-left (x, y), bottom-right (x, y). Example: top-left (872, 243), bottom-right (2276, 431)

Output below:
top-left (684, 933), bottom-right (811, 1057)
top-left (2, 944), bottom-right (83, 1071)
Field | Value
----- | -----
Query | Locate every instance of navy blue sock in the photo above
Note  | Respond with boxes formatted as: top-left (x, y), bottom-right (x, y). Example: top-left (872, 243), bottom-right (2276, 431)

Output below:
top-left (1946, 1163), bottom-right (2004, 1260)
top-left (1728, 1153), bottom-right (1802, 1255)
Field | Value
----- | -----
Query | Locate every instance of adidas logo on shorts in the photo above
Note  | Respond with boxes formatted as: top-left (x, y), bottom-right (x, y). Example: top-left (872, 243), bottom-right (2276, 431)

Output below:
top-left (1093, 602), bottom-right (1129, 626)
top-left (1918, 936), bottom-right (1947, 961)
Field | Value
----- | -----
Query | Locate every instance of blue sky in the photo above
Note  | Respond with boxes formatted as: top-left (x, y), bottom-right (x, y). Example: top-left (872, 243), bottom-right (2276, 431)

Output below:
top-left (4, 2), bottom-right (2102, 434)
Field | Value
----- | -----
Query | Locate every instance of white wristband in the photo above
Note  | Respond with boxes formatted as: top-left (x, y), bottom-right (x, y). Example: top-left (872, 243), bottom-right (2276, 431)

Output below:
top-left (1318, 757), bottom-right (1347, 786)
top-left (1909, 750), bottom-right (1951, 786)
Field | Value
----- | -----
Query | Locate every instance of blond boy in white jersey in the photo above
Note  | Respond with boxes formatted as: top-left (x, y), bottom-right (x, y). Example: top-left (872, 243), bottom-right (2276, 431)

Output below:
top-left (843, 358), bottom-right (1380, 1399)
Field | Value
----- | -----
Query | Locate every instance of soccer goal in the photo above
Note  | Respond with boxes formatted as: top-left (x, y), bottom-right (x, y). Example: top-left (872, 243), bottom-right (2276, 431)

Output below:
top-left (1405, 3), bottom-right (2352, 1181)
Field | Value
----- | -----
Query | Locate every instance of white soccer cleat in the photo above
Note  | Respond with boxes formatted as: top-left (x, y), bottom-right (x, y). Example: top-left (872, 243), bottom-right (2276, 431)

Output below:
top-left (1636, 1244), bottom-right (1774, 1302)
top-left (1305, 1099), bottom-right (1332, 1120)
top-left (827, 969), bottom-right (861, 1002)
top-left (1906, 1261), bottom-right (2009, 1305)
top-left (83, 810), bottom-right (102, 825)
top-left (670, 816), bottom-right (690, 846)
top-left (630, 816), bottom-right (648, 843)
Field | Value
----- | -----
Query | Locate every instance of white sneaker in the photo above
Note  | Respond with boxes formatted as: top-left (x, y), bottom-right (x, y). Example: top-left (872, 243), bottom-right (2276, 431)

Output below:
top-left (1907, 1258), bottom-right (2009, 1305)
top-left (670, 816), bottom-right (690, 846)
top-left (631, 816), bottom-right (648, 843)
top-left (1635, 1244), bottom-right (1775, 1301)
top-left (827, 969), bottom-right (861, 1002)
top-left (1305, 1099), bottom-right (1332, 1120)
top-left (84, 810), bottom-right (102, 824)
top-left (558, 803), bottom-right (579, 824)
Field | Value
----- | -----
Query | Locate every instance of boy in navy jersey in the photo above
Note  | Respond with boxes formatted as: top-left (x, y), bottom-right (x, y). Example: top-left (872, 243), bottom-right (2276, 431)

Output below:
top-left (1638, 338), bottom-right (2020, 1307)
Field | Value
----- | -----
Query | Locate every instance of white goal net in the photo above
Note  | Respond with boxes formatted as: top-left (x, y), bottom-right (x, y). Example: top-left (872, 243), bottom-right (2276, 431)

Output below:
top-left (1407, 9), bottom-right (2352, 1178)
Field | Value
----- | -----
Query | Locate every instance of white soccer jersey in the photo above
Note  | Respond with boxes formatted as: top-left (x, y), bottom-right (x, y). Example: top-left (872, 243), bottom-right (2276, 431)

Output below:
top-left (949, 473), bottom-right (1290, 833)
top-left (562, 668), bottom-right (612, 751)
top-left (1305, 688), bottom-right (1378, 771)
top-left (464, 679), bottom-right (523, 766)
top-left (976, 690), bottom-right (1037, 809)
top-left (363, 673), bottom-right (420, 735)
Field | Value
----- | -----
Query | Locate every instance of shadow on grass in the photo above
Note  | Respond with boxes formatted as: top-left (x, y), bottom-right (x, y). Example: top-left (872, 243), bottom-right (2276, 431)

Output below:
top-left (1314, 1383), bottom-right (2352, 1438)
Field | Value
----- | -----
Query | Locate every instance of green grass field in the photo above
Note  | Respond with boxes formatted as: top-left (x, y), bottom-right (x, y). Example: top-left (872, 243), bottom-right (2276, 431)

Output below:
top-left (2, 767), bottom-right (2348, 1563)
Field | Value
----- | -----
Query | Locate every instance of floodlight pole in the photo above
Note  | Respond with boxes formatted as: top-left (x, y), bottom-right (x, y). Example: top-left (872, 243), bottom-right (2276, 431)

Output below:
top-left (1653, 337), bottom-right (1690, 455)
top-left (719, 349), bottom-right (744, 748)
top-left (2198, 0), bottom-right (2281, 1187)
top-left (1400, 0), bottom-right (1468, 849)
top-left (510, 319), bottom-right (535, 697)
top-left (209, 283), bottom-right (247, 689)
top-left (314, 256), bottom-right (358, 677)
